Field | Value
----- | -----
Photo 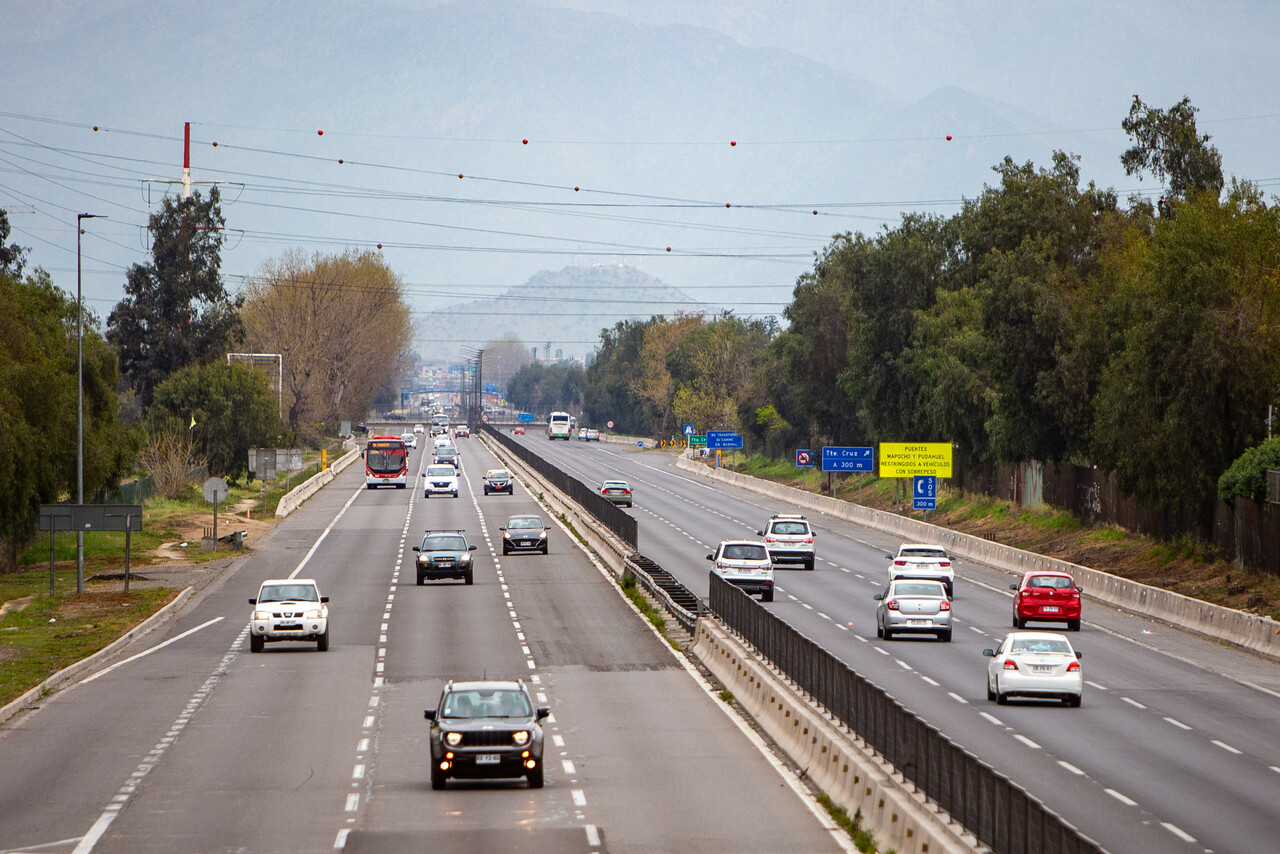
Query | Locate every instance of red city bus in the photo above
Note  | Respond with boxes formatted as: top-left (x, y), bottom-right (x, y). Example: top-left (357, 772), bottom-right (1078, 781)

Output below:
top-left (365, 436), bottom-right (408, 488)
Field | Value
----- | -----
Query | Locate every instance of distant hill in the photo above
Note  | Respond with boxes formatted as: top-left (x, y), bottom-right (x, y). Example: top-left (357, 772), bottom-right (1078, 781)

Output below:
top-left (415, 265), bottom-right (710, 364)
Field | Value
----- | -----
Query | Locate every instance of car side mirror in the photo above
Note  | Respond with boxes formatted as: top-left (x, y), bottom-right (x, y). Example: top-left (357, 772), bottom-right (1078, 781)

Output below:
top-left (536, 706), bottom-right (551, 721)
top-left (885, 554), bottom-right (893, 560)
top-left (248, 598), bottom-right (257, 605)
top-left (499, 527), bottom-right (507, 531)
top-left (873, 593), bottom-right (884, 600)
top-left (1009, 584), bottom-right (1018, 590)
top-left (982, 649), bottom-right (996, 657)
top-left (705, 554), bottom-right (713, 561)
top-left (413, 546), bottom-right (420, 552)
top-left (545, 526), bottom-right (551, 531)
top-left (424, 709), bottom-right (436, 721)
top-left (756, 530), bottom-right (764, 536)
top-left (1077, 586), bottom-right (1084, 593)
top-left (1075, 651), bottom-right (1083, 660)
top-left (321, 596), bottom-right (329, 603)
top-left (469, 545), bottom-right (477, 551)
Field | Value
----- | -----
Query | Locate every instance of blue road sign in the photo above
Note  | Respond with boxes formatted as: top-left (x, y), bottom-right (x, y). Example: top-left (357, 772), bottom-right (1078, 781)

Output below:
top-left (821, 446), bottom-right (874, 472)
top-left (683, 424), bottom-right (695, 435)
top-left (913, 475), bottom-right (937, 510)
top-left (796, 449), bottom-right (815, 468)
top-left (706, 431), bottom-right (744, 450)
top-left (517, 412), bottom-right (535, 423)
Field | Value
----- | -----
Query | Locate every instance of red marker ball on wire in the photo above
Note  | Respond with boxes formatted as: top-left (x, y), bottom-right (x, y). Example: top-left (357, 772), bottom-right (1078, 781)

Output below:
top-left (318, 129), bottom-right (324, 136)
top-left (946, 135), bottom-right (952, 141)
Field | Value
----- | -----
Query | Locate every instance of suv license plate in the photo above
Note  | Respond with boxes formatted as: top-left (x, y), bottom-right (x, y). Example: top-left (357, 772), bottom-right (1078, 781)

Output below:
top-left (476, 754), bottom-right (500, 765)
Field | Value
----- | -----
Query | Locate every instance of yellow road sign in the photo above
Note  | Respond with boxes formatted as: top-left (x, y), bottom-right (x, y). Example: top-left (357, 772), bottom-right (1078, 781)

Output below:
top-left (879, 442), bottom-right (952, 478)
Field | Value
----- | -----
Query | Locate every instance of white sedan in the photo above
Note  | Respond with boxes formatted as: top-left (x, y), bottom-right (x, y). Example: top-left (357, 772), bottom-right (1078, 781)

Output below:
top-left (983, 631), bottom-right (1082, 707)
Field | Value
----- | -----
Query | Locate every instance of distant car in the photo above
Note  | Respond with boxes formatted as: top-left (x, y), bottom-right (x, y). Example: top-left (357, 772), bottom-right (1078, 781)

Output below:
top-left (455, 425), bottom-right (470, 438)
top-left (353, 421), bottom-right (368, 435)
top-left (401, 432), bottom-right (417, 449)
top-left (706, 540), bottom-right (774, 602)
top-left (513, 426), bottom-right (525, 435)
top-left (433, 435), bottom-right (453, 450)
top-left (434, 446), bottom-right (460, 469)
top-left (424, 679), bottom-right (549, 789)
top-left (430, 424), bottom-right (447, 437)
top-left (585, 428), bottom-right (599, 441)
top-left (757, 513), bottom-right (815, 571)
top-left (422, 464), bottom-right (460, 499)
top-left (248, 578), bottom-right (329, 652)
top-left (413, 423), bottom-right (425, 434)
top-left (501, 515), bottom-right (550, 555)
top-left (887, 544), bottom-right (955, 597)
top-left (413, 531), bottom-right (477, 585)
top-left (577, 427), bottom-right (588, 440)
top-left (1011, 571), bottom-right (1083, 631)
top-left (984, 631), bottom-right (1083, 707)
top-left (600, 480), bottom-right (632, 507)
top-left (875, 579), bottom-right (952, 641)
top-left (483, 469), bottom-right (514, 495)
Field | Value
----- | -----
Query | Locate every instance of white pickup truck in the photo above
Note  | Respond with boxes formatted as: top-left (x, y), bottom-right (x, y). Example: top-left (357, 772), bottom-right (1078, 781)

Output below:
top-left (886, 544), bottom-right (955, 597)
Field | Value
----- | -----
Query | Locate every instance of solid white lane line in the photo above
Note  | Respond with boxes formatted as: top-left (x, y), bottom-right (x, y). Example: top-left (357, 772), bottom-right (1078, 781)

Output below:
top-left (80, 618), bottom-right (224, 684)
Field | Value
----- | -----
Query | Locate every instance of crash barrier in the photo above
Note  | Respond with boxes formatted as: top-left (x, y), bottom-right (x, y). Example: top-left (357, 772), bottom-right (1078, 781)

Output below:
top-left (482, 424), bottom-right (638, 549)
top-left (677, 454), bottom-right (1280, 661)
top-left (709, 572), bottom-right (1106, 854)
top-left (275, 446), bottom-right (362, 518)
top-left (623, 554), bottom-right (701, 633)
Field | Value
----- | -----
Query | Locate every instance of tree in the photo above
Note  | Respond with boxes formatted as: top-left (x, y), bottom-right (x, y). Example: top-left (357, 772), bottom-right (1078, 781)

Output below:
top-left (506, 362), bottom-right (583, 413)
top-left (583, 318), bottom-right (661, 435)
top-left (1121, 96), bottom-right (1224, 202)
top-left (481, 335), bottom-right (534, 392)
top-left (633, 313), bottom-right (705, 436)
top-left (1219, 437), bottom-right (1280, 503)
top-left (149, 362), bottom-right (281, 481)
top-left (0, 269), bottom-right (132, 572)
top-left (0, 210), bottom-right (25, 278)
top-left (107, 188), bottom-right (244, 406)
top-left (242, 249), bottom-right (411, 442)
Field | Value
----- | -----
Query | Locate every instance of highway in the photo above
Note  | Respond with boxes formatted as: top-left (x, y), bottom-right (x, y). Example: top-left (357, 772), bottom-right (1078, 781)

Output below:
top-left (519, 430), bottom-right (1280, 854)
top-left (0, 438), bottom-right (850, 854)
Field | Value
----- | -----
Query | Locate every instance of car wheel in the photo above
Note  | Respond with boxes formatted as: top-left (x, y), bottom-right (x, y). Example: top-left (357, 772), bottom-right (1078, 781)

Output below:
top-left (366, 484), bottom-right (375, 490)
top-left (1067, 619), bottom-right (1081, 632)
top-left (995, 681), bottom-right (1008, 705)
top-left (502, 545), bottom-right (510, 555)
top-left (986, 675), bottom-right (996, 702)
top-left (483, 487), bottom-right (489, 495)
top-left (424, 491), bottom-right (430, 498)
top-left (452, 492), bottom-right (458, 499)
top-left (464, 570), bottom-right (473, 585)
top-left (938, 630), bottom-right (952, 642)
top-left (249, 633), bottom-right (264, 653)
top-left (882, 627), bottom-right (893, 640)
top-left (527, 766), bottom-right (544, 789)
top-left (761, 588), bottom-right (774, 603)
top-left (416, 573), bottom-right (425, 586)
top-left (1066, 694), bottom-right (1082, 708)
top-left (541, 545), bottom-right (548, 555)
top-left (317, 627), bottom-right (330, 652)
top-left (396, 483), bottom-right (405, 489)
top-left (804, 558), bottom-right (815, 571)
top-left (1014, 616), bottom-right (1026, 629)
top-left (431, 765), bottom-right (447, 790)
top-left (945, 583), bottom-right (953, 598)
top-left (875, 622), bottom-right (883, 639)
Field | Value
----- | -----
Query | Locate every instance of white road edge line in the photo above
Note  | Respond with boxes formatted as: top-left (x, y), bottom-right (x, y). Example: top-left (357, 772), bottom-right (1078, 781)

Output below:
top-left (80, 617), bottom-right (224, 685)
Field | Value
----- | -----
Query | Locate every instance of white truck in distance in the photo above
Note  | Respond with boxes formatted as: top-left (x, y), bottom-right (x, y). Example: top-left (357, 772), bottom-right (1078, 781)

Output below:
top-left (886, 544), bottom-right (955, 597)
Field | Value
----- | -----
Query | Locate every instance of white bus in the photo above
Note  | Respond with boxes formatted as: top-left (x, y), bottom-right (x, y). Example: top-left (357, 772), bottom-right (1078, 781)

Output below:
top-left (547, 411), bottom-right (573, 440)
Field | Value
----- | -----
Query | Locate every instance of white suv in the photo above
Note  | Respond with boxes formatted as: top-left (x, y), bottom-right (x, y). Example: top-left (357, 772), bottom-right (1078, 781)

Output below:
top-left (886, 544), bottom-right (955, 597)
top-left (249, 578), bottom-right (329, 652)
top-left (706, 540), bottom-right (774, 602)
top-left (422, 464), bottom-right (460, 498)
top-left (757, 513), bottom-right (816, 571)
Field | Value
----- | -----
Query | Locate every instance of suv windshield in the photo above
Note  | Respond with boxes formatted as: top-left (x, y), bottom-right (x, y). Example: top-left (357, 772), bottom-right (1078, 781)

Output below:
top-left (427, 466), bottom-right (456, 477)
top-left (442, 689), bottom-right (533, 719)
top-left (259, 584), bottom-right (318, 602)
top-left (423, 535), bottom-right (466, 551)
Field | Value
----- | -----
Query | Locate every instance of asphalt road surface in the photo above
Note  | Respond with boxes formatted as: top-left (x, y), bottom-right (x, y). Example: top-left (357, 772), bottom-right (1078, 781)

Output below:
top-left (0, 439), bottom-right (850, 854)
top-left (522, 431), bottom-right (1280, 854)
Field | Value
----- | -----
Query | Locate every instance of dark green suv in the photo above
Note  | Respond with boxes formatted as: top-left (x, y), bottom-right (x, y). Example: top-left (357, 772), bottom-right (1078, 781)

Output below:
top-left (424, 679), bottom-right (550, 789)
top-left (413, 531), bottom-right (477, 585)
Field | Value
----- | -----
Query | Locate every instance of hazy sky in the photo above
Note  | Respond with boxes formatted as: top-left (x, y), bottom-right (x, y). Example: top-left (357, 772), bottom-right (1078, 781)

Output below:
top-left (3, 1), bottom-right (1277, 359)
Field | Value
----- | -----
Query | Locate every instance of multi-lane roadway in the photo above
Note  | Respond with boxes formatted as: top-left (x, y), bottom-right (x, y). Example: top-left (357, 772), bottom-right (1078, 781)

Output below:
top-left (520, 431), bottom-right (1280, 854)
top-left (0, 438), bottom-right (851, 854)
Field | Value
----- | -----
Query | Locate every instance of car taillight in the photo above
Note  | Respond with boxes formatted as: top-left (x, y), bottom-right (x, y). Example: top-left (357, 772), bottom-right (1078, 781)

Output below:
top-left (1021, 590), bottom-right (1033, 596)
top-left (622, 488), bottom-right (630, 494)
top-left (1070, 590), bottom-right (1080, 597)
top-left (1002, 659), bottom-right (1019, 671)
top-left (803, 536), bottom-right (814, 544)
top-left (939, 600), bottom-right (951, 611)
top-left (765, 536), bottom-right (777, 543)
top-left (893, 559), bottom-right (907, 567)
top-left (885, 599), bottom-right (899, 610)
top-left (1067, 661), bottom-right (1080, 672)
top-left (939, 559), bottom-right (951, 567)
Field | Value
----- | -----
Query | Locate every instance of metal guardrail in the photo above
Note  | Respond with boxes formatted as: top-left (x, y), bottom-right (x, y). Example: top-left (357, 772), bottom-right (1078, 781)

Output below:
top-left (482, 423), bottom-right (638, 549)
top-left (708, 571), bottom-right (1107, 854)
top-left (624, 554), bottom-right (701, 633)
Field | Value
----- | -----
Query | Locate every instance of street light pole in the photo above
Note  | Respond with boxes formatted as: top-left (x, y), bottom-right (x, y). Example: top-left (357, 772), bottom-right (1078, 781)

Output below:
top-left (76, 213), bottom-right (104, 594)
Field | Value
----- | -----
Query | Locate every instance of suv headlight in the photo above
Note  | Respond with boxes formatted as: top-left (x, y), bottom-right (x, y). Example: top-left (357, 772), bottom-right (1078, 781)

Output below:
top-left (460, 554), bottom-right (472, 564)
top-left (513, 730), bottom-right (530, 745)
top-left (305, 609), bottom-right (323, 620)
top-left (445, 731), bottom-right (462, 747)
top-left (253, 610), bottom-right (271, 621)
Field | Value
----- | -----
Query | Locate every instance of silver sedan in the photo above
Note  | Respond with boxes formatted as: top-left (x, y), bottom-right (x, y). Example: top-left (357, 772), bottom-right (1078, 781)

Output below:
top-left (983, 631), bottom-right (1083, 707)
top-left (874, 579), bottom-right (952, 641)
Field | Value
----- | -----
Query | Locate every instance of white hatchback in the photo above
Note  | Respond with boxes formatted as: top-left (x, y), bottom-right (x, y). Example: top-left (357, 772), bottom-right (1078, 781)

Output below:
top-left (249, 578), bottom-right (330, 652)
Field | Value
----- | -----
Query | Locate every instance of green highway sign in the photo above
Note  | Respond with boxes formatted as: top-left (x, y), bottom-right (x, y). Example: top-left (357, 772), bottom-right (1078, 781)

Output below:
top-left (688, 434), bottom-right (707, 446)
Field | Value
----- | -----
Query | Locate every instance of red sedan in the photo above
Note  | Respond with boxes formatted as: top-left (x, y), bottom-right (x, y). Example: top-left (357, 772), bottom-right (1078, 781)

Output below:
top-left (1011, 571), bottom-right (1083, 631)
top-left (513, 426), bottom-right (525, 435)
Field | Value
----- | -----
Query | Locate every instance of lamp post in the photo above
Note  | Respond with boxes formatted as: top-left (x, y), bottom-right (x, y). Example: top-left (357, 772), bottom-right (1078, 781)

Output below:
top-left (76, 213), bottom-right (104, 594)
